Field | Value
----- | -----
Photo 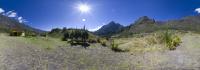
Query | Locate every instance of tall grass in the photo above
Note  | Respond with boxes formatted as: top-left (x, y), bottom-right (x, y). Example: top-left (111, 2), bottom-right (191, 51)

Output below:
top-left (110, 30), bottom-right (182, 52)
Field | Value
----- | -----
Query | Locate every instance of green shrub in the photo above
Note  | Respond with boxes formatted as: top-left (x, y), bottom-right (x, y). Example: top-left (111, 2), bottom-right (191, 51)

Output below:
top-left (10, 31), bottom-right (23, 36)
top-left (45, 46), bottom-right (52, 50)
top-left (101, 41), bottom-right (107, 46)
top-left (161, 31), bottom-right (181, 50)
top-left (88, 39), bottom-right (97, 43)
top-left (111, 40), bottom-right (129, 52)
top-left (173, 36), bottom-right (181, 46)
top-left (98, 38), bottom-right (107, 46)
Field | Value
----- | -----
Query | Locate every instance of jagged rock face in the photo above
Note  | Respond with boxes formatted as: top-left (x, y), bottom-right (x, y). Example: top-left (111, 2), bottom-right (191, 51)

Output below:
top-left (94, 21), bottom-right (124, 37)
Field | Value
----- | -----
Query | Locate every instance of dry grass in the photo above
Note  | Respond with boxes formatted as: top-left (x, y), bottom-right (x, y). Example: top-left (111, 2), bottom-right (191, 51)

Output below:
top-left (24, 37), bottom-right (69, 50)
top-left (0, 32), bottom-right (200, 70)
top-left (0, 33), bottom-right (68, 50)
top-left (113, 30), bottom-right (182, 53)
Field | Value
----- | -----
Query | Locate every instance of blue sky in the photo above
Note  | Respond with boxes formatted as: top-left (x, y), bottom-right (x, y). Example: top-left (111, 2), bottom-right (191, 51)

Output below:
top-left (0, 0), bottom-right (200, 31)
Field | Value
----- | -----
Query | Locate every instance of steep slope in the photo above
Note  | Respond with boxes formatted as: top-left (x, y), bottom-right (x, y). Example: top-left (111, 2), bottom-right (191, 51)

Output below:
top-left (127, 16), bottom-right (158, 33)
top-left (119, 15), bottom-right (200, 37)
top-left (119, 16), bottom-right (159, 37)
top-left (165, 15), bottom-right (200, 32)
top-left (94, 21), bottom-right (124, 37)
top-left (0, 14), bottom-right (44, 33)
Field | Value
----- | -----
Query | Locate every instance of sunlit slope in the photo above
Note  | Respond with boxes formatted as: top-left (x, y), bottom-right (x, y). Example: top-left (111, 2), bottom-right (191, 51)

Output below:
top-left (0, 15), bottom-right (44, 33)
top-left (111, 31), bottom-right (200, 69)
top-left (117, 16), bottom-right (200, 37)
top-left (113, 31), bottom-right (200, 52)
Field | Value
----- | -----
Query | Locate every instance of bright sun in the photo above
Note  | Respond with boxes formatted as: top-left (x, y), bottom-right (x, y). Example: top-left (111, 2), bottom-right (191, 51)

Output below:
top-left (78, 4), bottom-right (91, 13)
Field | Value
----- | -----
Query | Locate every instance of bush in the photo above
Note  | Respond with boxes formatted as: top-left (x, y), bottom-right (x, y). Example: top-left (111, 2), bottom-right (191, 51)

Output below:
top-left (161, 31), bottom-right (181, 50)
top-left (111, 40), bottom-right (129, 52)
top-left (88, 39), bottom-right (97, 43)
top-left (10, 31), bottom-right (23, 36)
top-left (98, 38), bottom-right (107, 46)
top-left (173, 36), bottom-right (181, 46)
top-left (101, 41), bottom-right (107, 46)
top-left (45, 46), bottom-right (52, 50)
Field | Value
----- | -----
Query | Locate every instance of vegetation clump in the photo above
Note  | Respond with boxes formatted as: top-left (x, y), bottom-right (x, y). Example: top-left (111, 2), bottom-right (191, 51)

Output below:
top-left (111, 40), bottom-right (129, 52)
top-left (98, 38), bottom-right (108, 46)
top-left (161, 31), bottom-right (181, 50)
top-left (10, 31), bottom-right (24, 36)
top-left (62, 29), bottom-right (89, 47)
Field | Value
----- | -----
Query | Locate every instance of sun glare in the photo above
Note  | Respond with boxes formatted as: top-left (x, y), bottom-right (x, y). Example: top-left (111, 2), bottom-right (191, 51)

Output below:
top-left (82, 19), bottom-right (86, 21)
top-left (78, 4), bottom-right (91, 13)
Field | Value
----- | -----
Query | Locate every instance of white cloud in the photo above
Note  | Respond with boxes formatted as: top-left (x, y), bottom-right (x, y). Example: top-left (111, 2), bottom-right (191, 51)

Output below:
top-left (18, 17), bottom-right (23, 23)
top-left (89, 25), bottom-right (102, 32)
top-left (1, 9), bottom-right (27, 23)
top-left (195, 8), bottom-right (200, 13)
top-left (0, 8), bottom-right (5, 14)
top-left (8, 12), bottom-right (17, 17)
top-left (6, 11), bottom-right (17, 17)
top-left (6, 11), bottom-right (12, 14)
top-left (17, 16), bottom-right (27, 23)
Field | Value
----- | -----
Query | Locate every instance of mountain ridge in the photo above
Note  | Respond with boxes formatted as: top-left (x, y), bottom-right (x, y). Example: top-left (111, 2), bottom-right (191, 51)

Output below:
top-left (95, 15), bottom-right (200, 37)
top-left (94, 21), bottom-right (124, 37)
top-left (0, 14), bottom-right (45, 34)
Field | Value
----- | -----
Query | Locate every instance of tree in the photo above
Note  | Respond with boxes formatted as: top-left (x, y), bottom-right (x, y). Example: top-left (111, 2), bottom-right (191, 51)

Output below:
top-left (62, 27), bottom-right (67, 33)
top-left (63, 32), bottom-right (69, 41)
top-left (61, 27), bottom-right (90, 47)
top-left (74, 29), bottom-right (80, 40)
top-left (49, 28), bottom-right (62, 34)
top-left (70, 30), bottom-right (75, 40)
top-left (81, 25), bottom-right (89, 47)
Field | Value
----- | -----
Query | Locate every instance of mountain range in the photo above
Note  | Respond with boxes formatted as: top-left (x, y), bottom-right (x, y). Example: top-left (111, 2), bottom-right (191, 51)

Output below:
top-left (94, 21), bottom-right (124, 37)
top-left (1, 13), bottom-right (200, 37)
top-left (95, 15), bottom-right (200, 37)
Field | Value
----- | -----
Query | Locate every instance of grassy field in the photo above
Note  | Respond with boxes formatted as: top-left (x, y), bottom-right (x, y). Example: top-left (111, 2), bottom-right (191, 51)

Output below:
top-left (0, 33), bottom-right (68, 50)
top-left (0, 31), bottom-right (200, 70)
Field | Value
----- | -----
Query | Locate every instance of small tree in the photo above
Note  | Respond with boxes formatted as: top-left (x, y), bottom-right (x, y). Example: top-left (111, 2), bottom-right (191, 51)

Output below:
top-left (62, 27), bottom-right (67, 33)
top-left (63, 32), bottom-right (69, 41)
top-left (70, 30), bottom-right (75, 43)
top-left (49, 28), bottom-right (62, 34)
top-left (82, 26), bottom-right (89, 43)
